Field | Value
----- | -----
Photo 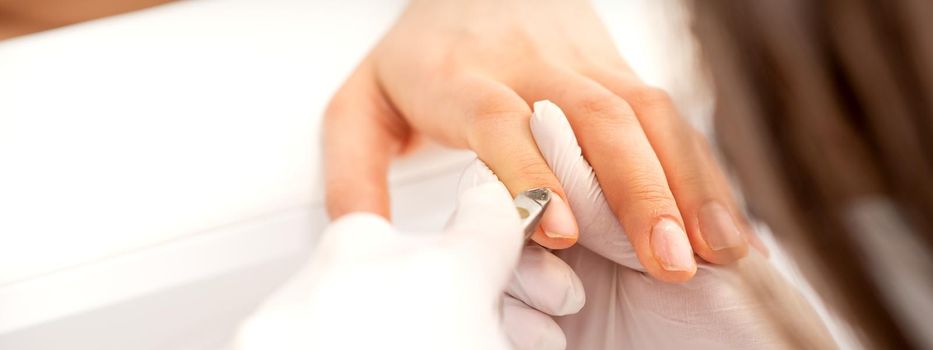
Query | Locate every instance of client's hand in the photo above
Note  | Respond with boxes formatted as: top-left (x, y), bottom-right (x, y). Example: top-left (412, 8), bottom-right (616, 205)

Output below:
top-left (235, 181), bottom-right (584, 350)
top-left (324, 0), bottom-right (760, 282)
top-left (459, 101), bottom-right (833, 349)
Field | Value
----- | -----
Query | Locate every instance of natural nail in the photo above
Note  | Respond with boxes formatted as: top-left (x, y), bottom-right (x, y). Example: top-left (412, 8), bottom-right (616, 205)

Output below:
top-left (698, 202), bottom-right (745, 251)
top-left (540, 194), bottom-right (578, 239)
top-left (650, 218), bottom-right (695, 272)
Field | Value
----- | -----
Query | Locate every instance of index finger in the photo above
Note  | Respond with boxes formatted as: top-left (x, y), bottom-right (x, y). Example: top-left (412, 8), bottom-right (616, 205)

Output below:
top-left (423, 75), bottom-right (581, 249)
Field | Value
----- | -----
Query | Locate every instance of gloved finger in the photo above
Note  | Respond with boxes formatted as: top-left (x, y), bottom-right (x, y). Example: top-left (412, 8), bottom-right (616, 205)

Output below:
top-left (584, 69), bottom-right (753, 263)
top-left (507, 245), bottom-right (585, 316)
top-left (432, 75), bottom-right (578, 249)
top-left (516, 69), bottom-right (697, 283)
top-left (446, 181), bottom-right (524, 286)
top-left (502, 295), bottom-right (567, 350)
top-left (529, 100), bottom-right (642, 270)
top-left (323, 59), bottom-right (407, 219)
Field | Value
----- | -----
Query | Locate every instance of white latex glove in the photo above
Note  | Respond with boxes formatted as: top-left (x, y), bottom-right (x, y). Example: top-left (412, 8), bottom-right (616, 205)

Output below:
top-left (460, 101), bottom-right (832, 349)
top-left (458, 173), bottom-right (586, 350)
top-left (235, 181), bottom-right (584, 350)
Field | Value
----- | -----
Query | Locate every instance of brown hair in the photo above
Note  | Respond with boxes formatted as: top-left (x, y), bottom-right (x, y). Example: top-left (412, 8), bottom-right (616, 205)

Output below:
top-left (693, 0), bottom-right (933, 348)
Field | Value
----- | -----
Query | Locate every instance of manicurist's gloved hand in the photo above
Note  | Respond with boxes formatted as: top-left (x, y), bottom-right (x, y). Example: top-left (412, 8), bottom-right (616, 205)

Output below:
top-left (235, 181), bottom-right (584, 350)
top-left (324, 0), bottom-right (763, 282)
top-left (459, 101), bottom-right (833, 349)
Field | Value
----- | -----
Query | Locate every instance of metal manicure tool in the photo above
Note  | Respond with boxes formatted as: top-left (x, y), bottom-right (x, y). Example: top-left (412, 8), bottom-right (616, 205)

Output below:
top-left (513, 187), bottom-right (552, 240)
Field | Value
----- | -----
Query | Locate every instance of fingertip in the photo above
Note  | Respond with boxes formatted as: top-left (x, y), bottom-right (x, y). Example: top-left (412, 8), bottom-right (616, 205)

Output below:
top-left (645, 217), bottom-right (698, 282)
top-left (532, 194), bottom-right (579, 249)
top-left (532, 100), bottom-right (562, 123)
top-left (501, 297), bottom-right (568, 350)
top-left (641, 254), bottom-right (698, 284)
top-left (509, 245), bottom-right (585, 316)
top-left (530, 100), bottom-right (581, 164)
top-left (697, 244), bottom-right (749, 265)
top-left (691, 201), bottom-right (751, 264)
top-left (651, 268), bottom-right (698, 284)
top-left (530, 230), bottom-right (577, 250)
top-left (541, 195), bottom-right (579, 239)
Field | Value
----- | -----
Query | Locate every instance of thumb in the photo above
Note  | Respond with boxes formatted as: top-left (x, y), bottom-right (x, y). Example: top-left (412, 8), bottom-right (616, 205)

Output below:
top-left (323, 60), bottom-right (407, 220)
top-left (530, 100), bottom-right (642, 270)
top-left (446, 181), bottom-right (524, 285)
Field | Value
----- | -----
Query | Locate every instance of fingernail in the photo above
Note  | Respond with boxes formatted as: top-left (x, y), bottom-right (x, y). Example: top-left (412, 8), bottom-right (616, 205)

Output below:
top-left (540, 194), bottom-right (578, 239)
top-left (651, 218), bottom-right (695, 272)
top-left (698, 202), bottom-right (745, 251)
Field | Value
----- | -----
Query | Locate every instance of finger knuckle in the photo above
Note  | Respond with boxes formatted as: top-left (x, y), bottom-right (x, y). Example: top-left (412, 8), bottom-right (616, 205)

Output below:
top-left (631, 185), bottom-right (674, 208)
top-left (470, 95), bottom-right (530, 125)
top-left (626, 171), bottom-right (676, 208)
top-left (670, 172), bottom-right (718, 202)
top-left (466, 96), bottom-right (530, 145)
top-left (577, 93), bottom-right (622, 116)
top-left (626, 86), bottom-right (674, 109)
top-left (576, 93), bottom-right (639, 128)
top-left (675, 170), bottom-right (709, 191)
top-left (509, 153), bottom-right (555, 184)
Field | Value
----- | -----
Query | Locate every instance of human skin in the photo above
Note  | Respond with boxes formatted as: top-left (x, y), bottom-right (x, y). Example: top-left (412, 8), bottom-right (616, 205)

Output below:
top-left (0, 0), bottom-right (173, 39)
top-left (324, 0), bottom-right (765, 282)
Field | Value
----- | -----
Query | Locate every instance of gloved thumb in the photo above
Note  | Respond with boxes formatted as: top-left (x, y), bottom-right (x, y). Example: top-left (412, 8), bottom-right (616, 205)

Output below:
top-left (530, 100), bottom-right (643, 270)
top-left (446, 180), bottom-right (525, 286)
